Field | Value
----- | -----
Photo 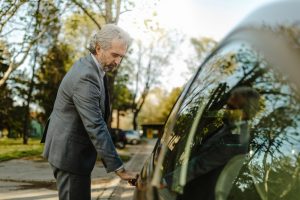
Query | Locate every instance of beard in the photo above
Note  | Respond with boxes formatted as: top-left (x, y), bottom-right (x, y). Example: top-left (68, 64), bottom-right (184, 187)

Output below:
top-left (224, 109), bottom-right (243, 122)
top-left (103, 64), bottom-right (117, 72)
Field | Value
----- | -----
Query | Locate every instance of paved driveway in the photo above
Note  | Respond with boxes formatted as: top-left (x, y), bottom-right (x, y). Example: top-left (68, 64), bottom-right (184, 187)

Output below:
top-left (0, 139), bottom-right (156, 200)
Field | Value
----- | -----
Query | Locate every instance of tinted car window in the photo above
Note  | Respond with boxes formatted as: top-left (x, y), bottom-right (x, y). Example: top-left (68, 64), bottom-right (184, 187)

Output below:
top-left (158, 41), bottom-right (300, 200)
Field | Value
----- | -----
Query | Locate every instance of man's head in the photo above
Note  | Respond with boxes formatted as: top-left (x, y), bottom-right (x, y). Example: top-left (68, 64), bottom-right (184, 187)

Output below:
top-left (226, 87), bottom-right (260, 120)
top-left (88, 24), bottom-right (131, 72)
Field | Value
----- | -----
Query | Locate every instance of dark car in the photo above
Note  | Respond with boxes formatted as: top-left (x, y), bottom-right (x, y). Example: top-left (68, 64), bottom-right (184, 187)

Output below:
top-left (134, 1), bottom-right (300, 200)
top-left (109, 128), bottom-right (127, 149)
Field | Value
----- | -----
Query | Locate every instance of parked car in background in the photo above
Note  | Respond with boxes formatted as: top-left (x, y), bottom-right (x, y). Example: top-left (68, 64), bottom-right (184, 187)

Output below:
top-left (124, 130), bottom-right (141, 145)
top-left (134, 1), bottom-right (300, 200)
top-left (109, 128), bottom-right (126, 149)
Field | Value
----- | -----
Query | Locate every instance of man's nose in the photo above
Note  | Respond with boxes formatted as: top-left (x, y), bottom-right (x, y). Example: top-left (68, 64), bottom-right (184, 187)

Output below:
top-left (115, 57), bottom-right (122, 65)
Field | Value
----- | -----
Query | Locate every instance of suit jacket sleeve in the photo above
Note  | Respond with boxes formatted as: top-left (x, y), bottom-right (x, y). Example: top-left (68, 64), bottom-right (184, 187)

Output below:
top-left (72, 72), bottom-right (123, 173)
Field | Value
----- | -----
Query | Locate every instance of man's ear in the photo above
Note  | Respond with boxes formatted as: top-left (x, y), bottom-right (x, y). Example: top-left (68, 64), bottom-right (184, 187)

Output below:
top-left (95, 44), bottom-right (102, 55)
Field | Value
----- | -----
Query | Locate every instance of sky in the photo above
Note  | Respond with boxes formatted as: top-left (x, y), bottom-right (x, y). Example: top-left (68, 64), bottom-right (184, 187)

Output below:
top-left (156, 0), bottom-right (279, 40)
top-left (119, 0), bottom-right (280, 90)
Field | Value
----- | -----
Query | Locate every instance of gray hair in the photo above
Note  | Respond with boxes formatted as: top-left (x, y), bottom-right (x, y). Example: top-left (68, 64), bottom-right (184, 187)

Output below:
top-left (88, 24), bottom-right (132, 54)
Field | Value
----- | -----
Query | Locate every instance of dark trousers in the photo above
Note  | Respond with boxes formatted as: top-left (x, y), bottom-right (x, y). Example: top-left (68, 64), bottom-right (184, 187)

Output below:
top-left (51, 164), bottom-right (91, 200)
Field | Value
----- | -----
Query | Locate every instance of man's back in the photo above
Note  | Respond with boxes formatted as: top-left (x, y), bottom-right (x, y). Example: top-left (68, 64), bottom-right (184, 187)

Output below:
top-left (43, 55), bottom-right (107, 175)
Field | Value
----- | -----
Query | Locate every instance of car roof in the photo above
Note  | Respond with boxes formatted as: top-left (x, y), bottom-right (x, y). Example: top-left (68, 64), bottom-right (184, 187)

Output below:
top-left (240, 1), bottom-right (300, 27)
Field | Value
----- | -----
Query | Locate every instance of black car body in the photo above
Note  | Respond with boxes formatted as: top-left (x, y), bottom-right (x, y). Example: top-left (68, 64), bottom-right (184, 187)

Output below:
top-left (134, 1), bottom-right (300, 200)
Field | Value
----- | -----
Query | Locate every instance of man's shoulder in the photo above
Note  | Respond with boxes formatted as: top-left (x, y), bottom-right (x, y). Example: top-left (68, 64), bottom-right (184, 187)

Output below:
top-left (72, 55), bottom-right (98, 77)
top-left (74, 55), bottom-right (94, 68)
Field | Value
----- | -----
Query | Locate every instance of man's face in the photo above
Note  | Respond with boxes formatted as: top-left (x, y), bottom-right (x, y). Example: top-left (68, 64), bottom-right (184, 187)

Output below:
top-left (95, 38), bottom-right (127, 72)
top-left (226, 94), bottom-right (246, 121)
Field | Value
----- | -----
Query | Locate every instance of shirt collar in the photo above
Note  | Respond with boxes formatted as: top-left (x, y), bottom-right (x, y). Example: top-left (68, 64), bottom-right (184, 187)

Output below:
top-left (91, 53), bottom-right (105, 79)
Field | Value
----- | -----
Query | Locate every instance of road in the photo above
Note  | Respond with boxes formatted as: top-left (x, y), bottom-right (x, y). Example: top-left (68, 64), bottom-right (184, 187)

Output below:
top-left (0, 139), bottom-right (156, 200)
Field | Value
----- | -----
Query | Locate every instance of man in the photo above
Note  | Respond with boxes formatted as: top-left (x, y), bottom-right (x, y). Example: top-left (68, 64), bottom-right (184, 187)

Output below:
top-left (41, 24), bottom-right (136, 200)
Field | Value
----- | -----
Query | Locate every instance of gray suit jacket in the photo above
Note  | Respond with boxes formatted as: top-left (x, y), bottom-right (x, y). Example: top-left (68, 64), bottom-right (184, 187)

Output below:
top-left (42, 54), bottom-right (123, 175)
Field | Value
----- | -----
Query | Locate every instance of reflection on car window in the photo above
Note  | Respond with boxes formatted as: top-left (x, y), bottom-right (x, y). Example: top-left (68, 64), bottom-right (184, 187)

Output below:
top-left (158, 41), bottom-right (300, 200)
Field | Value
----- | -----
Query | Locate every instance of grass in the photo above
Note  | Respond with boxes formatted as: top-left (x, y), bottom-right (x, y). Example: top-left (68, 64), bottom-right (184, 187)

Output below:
top-left (0, 138), bottom-right (44, 162)
top-left (0, 138), bottom-right (132, 163)
top-left (119, 154), bottom-right (131, 162)
top-left (116, 147), bottom-right (133, 163)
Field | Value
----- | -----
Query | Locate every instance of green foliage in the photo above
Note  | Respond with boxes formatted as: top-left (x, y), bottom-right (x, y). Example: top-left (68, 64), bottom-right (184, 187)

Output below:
top-left (62, 12), bottom-right (105, 63)
top-left (34, 43), bottom-right (71, 119)
top-left (0, 41), bottom-right (26, 137)
top-left (190, 37), bottom-right (217, 59)
top-left (0, 44), bottom-right (13, 130)
top-left (159, 87), bottom-right (182, 121)
top-left (0, 41), bottom-right (10, 72)
top-left (0, 86), bottom-right (14, 130)
top-left (119, 154), bottom-right (131, 162)
top-left (0, 0), bottom-right (137, 137)
top-left (0, 138), bottom-right (44, 162)
top-left (138, 87), bottom-right (182, 124)
top-left (112, 57), bottom-right (134, 111)
top-left (113, 81), bottom-right (133, 111)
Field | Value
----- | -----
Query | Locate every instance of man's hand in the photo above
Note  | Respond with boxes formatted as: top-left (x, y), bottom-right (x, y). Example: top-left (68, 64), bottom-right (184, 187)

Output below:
top-left (115, 168), bottom-right (138, 186)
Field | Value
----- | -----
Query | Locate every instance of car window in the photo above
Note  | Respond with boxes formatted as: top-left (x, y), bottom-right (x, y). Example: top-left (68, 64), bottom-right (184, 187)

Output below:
top-left (157, 41), bottom-right (300, 200)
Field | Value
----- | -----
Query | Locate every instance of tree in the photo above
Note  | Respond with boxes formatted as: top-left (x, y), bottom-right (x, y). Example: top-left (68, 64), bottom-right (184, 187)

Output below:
top-left (0, 0), bottom-right (66, 87)
top-left (34, 43), bottom-right (71, 120)
top-left (137, 87), bottom-right (166, 124)
top-left (138, 87), bottom-right (182, 125)
top-left (0, 41), bottom-right (28, 138)
top-left (0, 0), bottom-right (133, 86)
top-left (69, 0), bottom-right (135, 118)
top-left (0, 41), bottom-right (14, 133)
top-left (186, 37), bottom-right (217, 75)
top-left (71, 0), bottom-right (134, 25)
top-left (0, 0), bottom-right (64, 143)
top-left (0, 0), bottom-right (138, 142)
top-left (20, 1), bottom-right (62, 144)
top-left (61, 12), bottom-right (105, 63)
top-left (157, 87), bottom-right (182, 122)
top-left (130, 29), bottom-right (183, 129)
top-left (112, 77), bottom-right (133, 129)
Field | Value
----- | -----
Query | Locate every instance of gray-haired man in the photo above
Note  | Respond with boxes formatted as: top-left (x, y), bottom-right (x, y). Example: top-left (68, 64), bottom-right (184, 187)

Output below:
top-left (41, 24), bottom-right (136, 200)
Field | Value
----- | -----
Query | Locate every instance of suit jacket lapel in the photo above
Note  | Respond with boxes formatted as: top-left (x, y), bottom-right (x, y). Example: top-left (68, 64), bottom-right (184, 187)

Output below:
top-left (86, 54), bottom-right (110, 122)
top-left (86, 54), bottom-right (100, 77)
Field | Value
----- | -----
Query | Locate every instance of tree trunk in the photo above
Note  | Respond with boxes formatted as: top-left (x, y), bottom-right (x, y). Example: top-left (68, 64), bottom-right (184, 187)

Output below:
top-left (132, 88), bottom-right (149, 130)
top-left (117, 109), bottom-right (120, 129)
top-left (106, 70), bottom-right (118, 128)
top-left (105, 0), bottom-right (113, 23)
top-left (23, 51), bottom-right (38, 144)
top-left (133, 110), bottom-right (138, 130)
top-left (72, 0), bottom-right (123, 128)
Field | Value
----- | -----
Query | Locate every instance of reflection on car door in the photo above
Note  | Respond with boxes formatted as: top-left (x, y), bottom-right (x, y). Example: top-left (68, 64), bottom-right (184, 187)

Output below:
top-left (154, 40), bottom-right (300, 200)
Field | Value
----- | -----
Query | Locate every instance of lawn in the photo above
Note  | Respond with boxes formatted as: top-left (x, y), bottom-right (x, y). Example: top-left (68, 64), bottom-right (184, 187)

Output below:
top-left (0, 138), bottom-right (44, 162)
top-left (0, 138), bottom-right (131, 162)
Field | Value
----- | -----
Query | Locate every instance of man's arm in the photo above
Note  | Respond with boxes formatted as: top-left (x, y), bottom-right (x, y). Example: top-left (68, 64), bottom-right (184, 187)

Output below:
top-left (72, 73), bottom-right (136, 181)
top-left (73, 73), bottom-right (122, 172)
